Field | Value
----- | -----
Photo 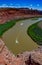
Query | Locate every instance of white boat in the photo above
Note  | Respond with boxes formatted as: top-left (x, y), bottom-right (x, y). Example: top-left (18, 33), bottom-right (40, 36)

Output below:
top-left (20, 23), bottom-right (23, 26)
top-left (15, 39), bottom-right (19, 44)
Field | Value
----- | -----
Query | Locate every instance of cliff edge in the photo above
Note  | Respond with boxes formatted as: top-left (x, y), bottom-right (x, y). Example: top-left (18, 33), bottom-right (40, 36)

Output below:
top-left (0, 39), bottom-right (42, 65)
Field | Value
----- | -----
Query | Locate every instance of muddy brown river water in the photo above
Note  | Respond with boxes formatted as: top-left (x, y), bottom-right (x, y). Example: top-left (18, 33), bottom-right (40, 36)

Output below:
top-left (2, 18), bottom-right (42, 55)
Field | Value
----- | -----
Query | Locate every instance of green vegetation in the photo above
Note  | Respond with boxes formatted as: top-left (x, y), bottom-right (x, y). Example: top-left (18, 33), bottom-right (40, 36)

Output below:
top-left (0, 20), bottom-right (16, 37)
top-left (27, 21), bottom-right (42, 45)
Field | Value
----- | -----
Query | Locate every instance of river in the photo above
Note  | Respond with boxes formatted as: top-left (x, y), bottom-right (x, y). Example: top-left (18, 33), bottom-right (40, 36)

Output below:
top-left (2, 18), bottom-right (42, 55)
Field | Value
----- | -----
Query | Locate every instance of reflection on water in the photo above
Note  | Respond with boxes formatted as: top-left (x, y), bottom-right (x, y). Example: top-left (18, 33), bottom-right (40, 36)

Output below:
top-left (2, 18), bottom-right (42, 55)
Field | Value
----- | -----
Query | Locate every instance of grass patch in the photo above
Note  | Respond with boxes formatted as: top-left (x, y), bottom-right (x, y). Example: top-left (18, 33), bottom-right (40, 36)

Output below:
top-left (0, 20), bottom-right (16, 37)
top-left (27, 21), bottom-right (42, 45)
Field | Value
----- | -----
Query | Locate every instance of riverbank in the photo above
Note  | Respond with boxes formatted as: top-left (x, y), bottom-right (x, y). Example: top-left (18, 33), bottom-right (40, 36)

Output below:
top-left (0, 17), bottom-right (41, 37)
top-left (27, 20), bottom-right (42, 45)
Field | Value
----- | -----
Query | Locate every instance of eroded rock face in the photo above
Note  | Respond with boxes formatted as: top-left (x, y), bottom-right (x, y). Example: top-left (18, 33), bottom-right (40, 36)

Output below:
top-left (0, 39), bottom-right (42, 65)
top-left (0, 8), bottom-right (42, 24)
top-left (17, 47), bottom-right (42, 65)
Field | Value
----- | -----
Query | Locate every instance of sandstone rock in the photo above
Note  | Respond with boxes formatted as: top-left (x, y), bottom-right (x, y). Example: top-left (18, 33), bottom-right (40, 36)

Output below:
top-left (17, 47), bottom-right (42, 65)
top-left (31, 47), bottom-right (42, 65)
top-left (0, 39), bottom-right (5, 52)
top-left (0, 8), bottom-right (42, 24)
